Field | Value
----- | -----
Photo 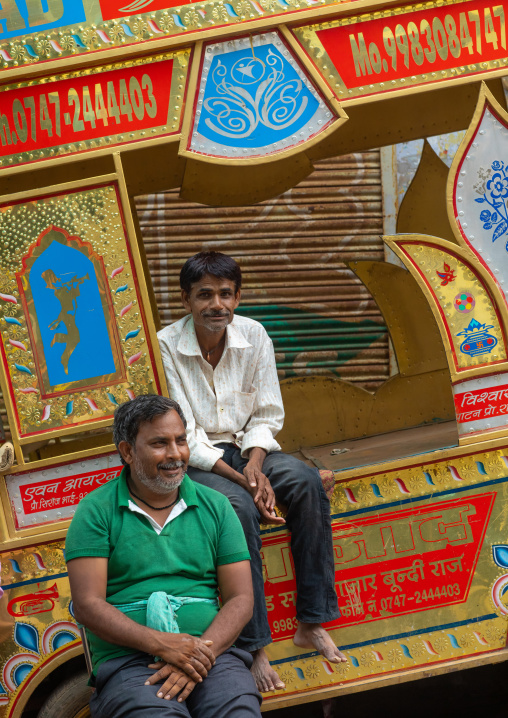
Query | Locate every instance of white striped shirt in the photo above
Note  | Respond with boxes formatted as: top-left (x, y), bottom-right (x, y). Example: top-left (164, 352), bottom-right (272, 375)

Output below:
top-left (157, 314), bottom-right (284, 472)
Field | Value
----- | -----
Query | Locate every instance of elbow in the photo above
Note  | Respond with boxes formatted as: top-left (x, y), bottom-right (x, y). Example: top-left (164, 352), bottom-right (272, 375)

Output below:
top-left (71, 597), bottom-right (94, 628)
top-left (243, 592), bottom-right (254, 624)
top-left (71, 601), bottom-right (86, 627)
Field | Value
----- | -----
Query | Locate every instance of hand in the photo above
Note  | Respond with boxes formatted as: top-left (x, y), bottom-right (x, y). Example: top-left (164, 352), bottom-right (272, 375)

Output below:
top-left (243, 462), bottom-right (272, 506)
top-left (151, 634), bottom-right (215, 682)
top-left (145, 661), bottom-right (197, 702)
top-left (243, 463), bottom-right (285, 526)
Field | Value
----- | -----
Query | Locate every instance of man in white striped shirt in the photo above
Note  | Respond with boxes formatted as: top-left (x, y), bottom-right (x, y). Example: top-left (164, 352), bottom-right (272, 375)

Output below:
top-left (158, 251), bottom-right (345, 693)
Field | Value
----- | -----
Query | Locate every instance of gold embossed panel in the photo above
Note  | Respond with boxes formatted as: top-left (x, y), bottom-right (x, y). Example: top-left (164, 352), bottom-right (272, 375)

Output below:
top-left (0, 183), bottom-right (162, 443)
top-left (260, 444), bottom-right (508, 704)
top-left (386, 237), bottom-right (508, 376)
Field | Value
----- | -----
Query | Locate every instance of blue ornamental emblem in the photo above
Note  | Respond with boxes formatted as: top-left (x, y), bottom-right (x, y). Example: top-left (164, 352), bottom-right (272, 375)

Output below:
top-left (457, 318), bottom-right (498, 357)
top-left (197, 44), bottom-right (320, 148)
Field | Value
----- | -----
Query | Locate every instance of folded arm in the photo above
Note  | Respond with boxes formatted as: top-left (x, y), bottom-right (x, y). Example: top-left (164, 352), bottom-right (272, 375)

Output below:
top-left (67, 557), bottom-right (215, 683)
top-left (146, 559), bottom-right (253, 701)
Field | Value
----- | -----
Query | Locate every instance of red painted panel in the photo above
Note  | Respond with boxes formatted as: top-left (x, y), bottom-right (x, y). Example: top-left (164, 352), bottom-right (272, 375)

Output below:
top-left (0, 59), bottom-right (173, 159)
top-left (262, 493), bottom-right (495, 641)
top-left (317, 0), bottom-right (508, 90)
top-left (99, 0), bottom-right (187, 21)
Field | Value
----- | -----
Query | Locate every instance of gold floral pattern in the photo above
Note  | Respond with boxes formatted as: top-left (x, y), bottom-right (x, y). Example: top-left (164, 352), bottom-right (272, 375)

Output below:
top-left (42, 550), bottom-right (64, 568)
top-left (387, 648), bottom-right (402, 664)
top-left (35, 39), bottom-right (52, 57)
top-left (433, 636), bottom-right (448, 653)
top-left (184, 9), bottom-right (200, 25)
top-left (335, 661), bottom-right (351, 677)
top-left (330, 488), bottom-right (346, 513)
top-left (11, 46), bottom-right (26, 62)
top-left (459, 461), bottom-right (477, 480)
top-left (485, 455), bottom-right (503, 475)
top-left (410, 642), bottom-right (425, 657)
top-left (19, 554), bottom-right (37, 573)
top-left (81, 28), bottom-right (100, 48)
top-left (212, 5), bottom-right (230, 21)
top-left (408, 475), bottom-right (425, 492)
top-left (2, 304), bottom-right (20, 317)
top-left (132, 20), bottom-right (149, 38)
top-left (279, 669), bottom-right (295, 685)
top-left (458, 633), bottom-right (474, 648)
top-left (432, 465), bottom-right (450, 485)
top-left (485, 625), bottom-right (506, 643)
top-left (380, 476), bottom-right (398, 497)
top-left (22, 406), bottom-right (41, 423)
top-left (59, 35), bottom-right (76, 50)
top-left (7, 326), bottom-right (28, 341)
top-left (109, 24), bottom-right (125, 41)
top-left (158, 13), bottom-right (175, 31)
top-left (357, 483), bottom-right (374, 503)
top-left (235, 0), bottom-right (252, 15)
top-left (304, 663), bottom-right (320, 679)
top-left (360, 652), bottom-right (374, 668)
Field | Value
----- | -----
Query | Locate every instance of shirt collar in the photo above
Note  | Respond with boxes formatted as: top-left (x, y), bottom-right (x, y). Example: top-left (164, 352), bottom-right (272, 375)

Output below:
top-left (118, 466), bottom-right (198, 508)
top-left (176, 315), bottom-right (251, 356)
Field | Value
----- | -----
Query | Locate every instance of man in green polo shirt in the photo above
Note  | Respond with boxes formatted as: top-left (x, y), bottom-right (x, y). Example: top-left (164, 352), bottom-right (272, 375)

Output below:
top-left (66, 394), bottom-right (261, 717)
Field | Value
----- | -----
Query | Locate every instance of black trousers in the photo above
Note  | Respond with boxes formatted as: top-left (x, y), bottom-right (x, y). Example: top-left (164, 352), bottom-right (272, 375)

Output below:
top-left (188, 445), bottom-right (339, 652)
top-left (90, 648), bottom-right (262, 717)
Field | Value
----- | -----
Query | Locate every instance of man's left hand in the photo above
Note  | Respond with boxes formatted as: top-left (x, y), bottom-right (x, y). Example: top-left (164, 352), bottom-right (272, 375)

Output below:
top-left (244, 451), bottom-right (285, 525)
top-left (145, 661), bottom-right (197, 702)
top-left (243, 462), bottom-right (273, 508)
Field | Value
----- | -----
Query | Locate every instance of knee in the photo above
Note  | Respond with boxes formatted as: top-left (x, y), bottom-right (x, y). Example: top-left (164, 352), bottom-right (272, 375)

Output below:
top-left (284, 465), bottom-right (326, 507)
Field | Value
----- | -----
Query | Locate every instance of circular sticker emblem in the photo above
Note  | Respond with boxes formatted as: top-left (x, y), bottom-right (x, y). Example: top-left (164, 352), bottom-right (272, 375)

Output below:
top-left (454, 293), bottom-right (475, 313)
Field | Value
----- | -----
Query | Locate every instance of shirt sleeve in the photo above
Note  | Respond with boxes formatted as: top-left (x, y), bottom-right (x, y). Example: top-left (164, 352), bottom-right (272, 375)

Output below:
top-left (158, 337), bottom-right (224, 472)
top-left (216, 499), bottom-right (251, 566)
top-left (240, 332), bottom-right (284, 457)
top-left (65, 496), bottom-right (111, 562)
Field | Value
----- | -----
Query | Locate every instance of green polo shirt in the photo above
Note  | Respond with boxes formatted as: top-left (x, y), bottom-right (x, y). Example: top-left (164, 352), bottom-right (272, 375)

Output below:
top-left (65, 468), bottom-right (250, 673)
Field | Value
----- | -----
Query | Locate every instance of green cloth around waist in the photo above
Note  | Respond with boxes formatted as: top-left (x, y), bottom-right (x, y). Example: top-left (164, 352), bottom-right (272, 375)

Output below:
top-left (117, 591), bottom-right (218, 638)
top-left (86, 592), bottom-right (219, 675)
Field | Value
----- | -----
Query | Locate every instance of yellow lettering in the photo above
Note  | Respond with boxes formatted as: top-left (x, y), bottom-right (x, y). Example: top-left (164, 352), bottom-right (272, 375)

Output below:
top-left (418, 505), bottom-right (476, 547)
top-left (261, 545), bottom-right (295, 584)
top-left (0, 0), bottom-right (25, 33)
top-left (26, 0), bottom-right (63, 27)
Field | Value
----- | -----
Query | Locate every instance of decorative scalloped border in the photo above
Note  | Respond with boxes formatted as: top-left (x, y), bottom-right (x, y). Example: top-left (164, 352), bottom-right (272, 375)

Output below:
top-left (0, 0), bottom-right (334, 70)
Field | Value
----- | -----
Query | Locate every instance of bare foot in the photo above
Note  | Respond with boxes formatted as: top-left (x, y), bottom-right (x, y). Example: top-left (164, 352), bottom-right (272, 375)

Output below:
top-left (293, 623), bottom-right (347, 663)
top-left (250, 648), bottom-right (285, 693)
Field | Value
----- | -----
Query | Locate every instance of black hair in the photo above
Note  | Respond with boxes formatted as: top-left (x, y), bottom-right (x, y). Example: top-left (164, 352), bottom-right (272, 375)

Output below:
top-left (113, 395), bottom-right (187, 465)
top-left (180, 251), bottom-right (242, 295)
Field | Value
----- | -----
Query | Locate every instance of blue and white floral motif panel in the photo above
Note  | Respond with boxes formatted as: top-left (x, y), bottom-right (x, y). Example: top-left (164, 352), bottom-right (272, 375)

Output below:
top-left (189, 32), bottom-right (335, 158)
top-left (453, 105), bottom-right (508, 307)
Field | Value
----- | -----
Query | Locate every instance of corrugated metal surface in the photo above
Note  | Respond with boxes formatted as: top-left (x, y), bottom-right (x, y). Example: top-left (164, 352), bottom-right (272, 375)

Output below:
top-left (136, 152), bottom-right (389, 391)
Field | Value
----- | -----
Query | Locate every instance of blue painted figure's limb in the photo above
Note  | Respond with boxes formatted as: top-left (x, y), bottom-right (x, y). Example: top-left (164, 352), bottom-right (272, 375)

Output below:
top-left (42, 269), bottom-right (89, 374)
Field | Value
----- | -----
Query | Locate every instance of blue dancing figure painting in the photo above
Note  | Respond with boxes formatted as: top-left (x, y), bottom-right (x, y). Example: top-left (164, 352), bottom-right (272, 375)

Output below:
top-left (19, 227), bottom-right (121, 393)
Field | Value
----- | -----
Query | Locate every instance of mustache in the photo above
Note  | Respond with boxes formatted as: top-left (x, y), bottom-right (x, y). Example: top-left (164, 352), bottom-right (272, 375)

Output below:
top-left (202, 310), bottom-right (230, 318)
top-left (157, 461), bottom-right (186, 470)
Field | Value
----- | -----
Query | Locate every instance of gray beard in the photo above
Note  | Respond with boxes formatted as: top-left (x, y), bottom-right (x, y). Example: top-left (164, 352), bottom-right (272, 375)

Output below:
top-left (132, 456), bottom-right (185, 495)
